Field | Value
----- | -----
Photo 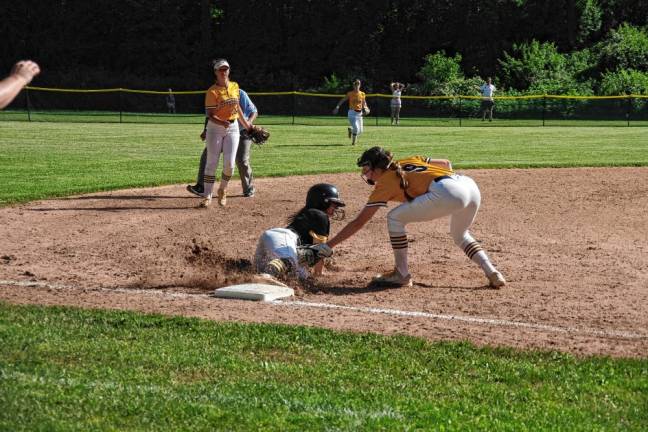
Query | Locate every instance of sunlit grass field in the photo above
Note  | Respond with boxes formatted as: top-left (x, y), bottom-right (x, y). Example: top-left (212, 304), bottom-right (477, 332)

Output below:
top-left (1, 120), bottom-right (647, 205)
top-left (1, 303), bottom-right (647, 431)
top-left (1, 120), bottom-right (648, 430)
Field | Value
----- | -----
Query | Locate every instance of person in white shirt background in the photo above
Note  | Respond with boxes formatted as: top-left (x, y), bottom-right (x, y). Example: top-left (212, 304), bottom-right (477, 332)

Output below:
top-left (479, 77), bottom-right (496, 122)
top-left (390, 82), bottom-right (406, 125)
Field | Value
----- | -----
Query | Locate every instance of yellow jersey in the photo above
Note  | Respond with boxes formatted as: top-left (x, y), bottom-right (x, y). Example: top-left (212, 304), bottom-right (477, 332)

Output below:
top-left (366, 156), bottom-right (454, 207)
top-left (205, 81), bottom-right (240, 121)
top-left (347, 90), bottom-right (365, 111)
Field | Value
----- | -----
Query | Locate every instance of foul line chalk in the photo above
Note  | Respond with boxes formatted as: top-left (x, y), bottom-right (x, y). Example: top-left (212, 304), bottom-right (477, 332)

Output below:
top-left (0, 279), bottom-right (211, 299)
top-left (1, 279), bottom-right (646, 340)
top-left (272, 300), bottom-right (648, 340)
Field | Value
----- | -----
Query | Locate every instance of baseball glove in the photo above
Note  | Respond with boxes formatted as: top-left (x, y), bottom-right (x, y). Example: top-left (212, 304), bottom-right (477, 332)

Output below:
top-left (362, 107), bottom-right (371, 116)
top-left (248, 125), bottom-right (270, 145)
top-left (297, 243), bottom-right (333, 267)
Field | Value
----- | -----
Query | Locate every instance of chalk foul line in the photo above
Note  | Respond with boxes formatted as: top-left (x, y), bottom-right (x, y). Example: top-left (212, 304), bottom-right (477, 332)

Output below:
top-left (1, 279), bottom-right (646, 340)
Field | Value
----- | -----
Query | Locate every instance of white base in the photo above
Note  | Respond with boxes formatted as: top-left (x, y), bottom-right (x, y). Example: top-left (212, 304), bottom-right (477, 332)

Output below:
top-left (214, 283), bottom-right (294, 301)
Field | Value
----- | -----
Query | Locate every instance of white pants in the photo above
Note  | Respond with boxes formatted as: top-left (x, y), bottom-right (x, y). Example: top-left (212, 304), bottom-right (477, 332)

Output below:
top-left (254, 228), bottom-right (308, 280)
top-left (347, 109), bottom-right (363, 136)
top-left (204, 122), bottom-right (240, 197)
top-left (387, 174), bottom-right (481, 246)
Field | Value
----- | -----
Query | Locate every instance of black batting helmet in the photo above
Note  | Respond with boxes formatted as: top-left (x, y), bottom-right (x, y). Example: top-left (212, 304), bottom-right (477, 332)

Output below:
top-left (305, 183), bottom-right (345, 211)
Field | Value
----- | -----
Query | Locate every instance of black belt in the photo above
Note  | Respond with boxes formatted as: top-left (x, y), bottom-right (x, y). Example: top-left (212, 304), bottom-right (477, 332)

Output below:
top-left (353, 109), bottom-right (362, 112)
top-left (434, 175), bottom-right (452, 182)
top-left (228, 119), bottom-right (235, 123)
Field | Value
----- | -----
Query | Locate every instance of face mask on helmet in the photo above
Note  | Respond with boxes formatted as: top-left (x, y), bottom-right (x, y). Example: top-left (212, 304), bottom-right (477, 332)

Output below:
top-left (331, 205), bottom-right (345, 221)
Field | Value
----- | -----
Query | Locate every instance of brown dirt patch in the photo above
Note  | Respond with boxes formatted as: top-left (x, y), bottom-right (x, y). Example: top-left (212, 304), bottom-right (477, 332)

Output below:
top-left (1, 168), bottom-right (647, 358)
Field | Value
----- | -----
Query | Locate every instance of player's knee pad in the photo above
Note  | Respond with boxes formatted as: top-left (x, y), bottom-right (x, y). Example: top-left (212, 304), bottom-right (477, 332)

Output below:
top-left (264, 258), bottom-right (293, 278)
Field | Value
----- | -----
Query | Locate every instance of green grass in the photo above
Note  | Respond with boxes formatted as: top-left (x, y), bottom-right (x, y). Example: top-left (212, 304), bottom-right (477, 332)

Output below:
top-left (1, 120), bottom-right (648, 205)
top-left (3, 109), bottom-right (648, 126)
top-left (1, 302), bottom-right (646, 431)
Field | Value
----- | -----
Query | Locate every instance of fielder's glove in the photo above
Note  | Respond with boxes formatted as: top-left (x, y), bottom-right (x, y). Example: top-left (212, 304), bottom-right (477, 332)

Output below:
top-left (297, 243), bottom-right (334, 267)
top-left (362, 107), bottom-right (370, 116)
top-left (247, 125), bottom-right (270, 145)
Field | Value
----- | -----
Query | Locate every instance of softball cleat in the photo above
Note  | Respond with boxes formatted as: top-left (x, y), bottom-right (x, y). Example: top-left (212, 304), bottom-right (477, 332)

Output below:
top-left (487, 271), bottom-right (506, 288)
top-left (372, 268), bottom-right (413, 287)
top-left (217, 189), bottom-right (227, 206)
top-left (198, 197), bottom-right (212, 208)
top-left (186, 184), bottom-right (204, 197)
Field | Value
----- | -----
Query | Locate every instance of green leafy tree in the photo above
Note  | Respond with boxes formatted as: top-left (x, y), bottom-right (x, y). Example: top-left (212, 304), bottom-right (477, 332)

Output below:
top-left (415, 51), bottom-right (464, 95)
top-left (499, 40), bottom-right (594, 94)
top-left (596, 23), bottom-right (648, 72)
top-left (577, 0), bottom-right (603, 45)
top-left (318, 73), bottom-right (347, 94)
top-left (599, 69), bottom-right (648, 94)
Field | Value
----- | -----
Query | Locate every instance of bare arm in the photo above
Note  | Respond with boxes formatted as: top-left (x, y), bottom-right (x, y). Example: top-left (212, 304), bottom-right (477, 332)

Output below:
top-left (427, 159), bottom-right (452, 170)
top-left (327, 206), bottom-right (380, 248)
top-left (237, 103), bottom-right (252, 130)
top-left (312, 259), bottom-right (325, 276)
top-left (0, 61), bottom-right (40, 109)
top-left (332, 95), bottom-right (349, 114)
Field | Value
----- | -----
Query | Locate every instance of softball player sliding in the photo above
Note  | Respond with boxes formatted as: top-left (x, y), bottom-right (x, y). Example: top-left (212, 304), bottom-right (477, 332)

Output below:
top-left (200, 58), bottom-right (253, 208)
top-left (332, 79), bottom-right (370, 146)
top-left (317, 147), bottom-right (506, 288)
top-left (254, 184), bottom-right (345, 284)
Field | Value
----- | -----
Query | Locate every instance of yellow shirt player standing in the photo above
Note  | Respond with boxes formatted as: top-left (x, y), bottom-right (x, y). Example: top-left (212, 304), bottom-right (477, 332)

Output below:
top-left (199, 58), bottom-right (253, 208)
top-left (332, 79), bottom-right (370, 145)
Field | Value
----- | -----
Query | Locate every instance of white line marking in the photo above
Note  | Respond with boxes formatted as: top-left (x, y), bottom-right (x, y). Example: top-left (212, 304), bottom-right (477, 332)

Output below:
top-left (273, 300), bottom-right (647, 340)
top-left (0, 279), bottom-right (211, 299)
top-left (2, 279), bottom-right (646, 340)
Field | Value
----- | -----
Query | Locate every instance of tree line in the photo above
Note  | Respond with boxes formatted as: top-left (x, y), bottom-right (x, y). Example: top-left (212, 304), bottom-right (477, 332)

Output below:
top-left (2, 0), bottom-right (647, 95)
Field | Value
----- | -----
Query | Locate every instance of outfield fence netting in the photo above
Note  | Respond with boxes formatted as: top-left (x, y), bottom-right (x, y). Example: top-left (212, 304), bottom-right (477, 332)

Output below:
top-left (2, 87), bottom-right (648, 126)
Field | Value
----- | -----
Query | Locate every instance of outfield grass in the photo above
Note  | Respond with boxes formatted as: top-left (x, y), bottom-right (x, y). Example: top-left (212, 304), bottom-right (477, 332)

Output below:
top-left (1, 120), bottom-right (647, 205)
top-left (3, 110), bottom-right (648, 127)
top-left (1, 303), bottom-right (647, 431)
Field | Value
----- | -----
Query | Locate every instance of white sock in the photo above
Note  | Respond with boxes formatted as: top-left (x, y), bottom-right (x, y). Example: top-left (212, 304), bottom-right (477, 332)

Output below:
top-left (461, 240), bottom-right (496, 275)
top-left (390, 233), bottom-right (409, 276)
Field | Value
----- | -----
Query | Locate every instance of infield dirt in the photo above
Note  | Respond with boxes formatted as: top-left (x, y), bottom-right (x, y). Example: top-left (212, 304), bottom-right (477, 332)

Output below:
top-left (1, 168), bottom-right (647, 357)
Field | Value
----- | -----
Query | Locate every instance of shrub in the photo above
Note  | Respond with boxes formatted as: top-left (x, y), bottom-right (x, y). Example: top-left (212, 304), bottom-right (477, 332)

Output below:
top-left (499, 40), bottom-right (594, 95)
top-left (599, 69), bottom-right (648, 95)
top-left (596, 23), bottom-right (648, 72)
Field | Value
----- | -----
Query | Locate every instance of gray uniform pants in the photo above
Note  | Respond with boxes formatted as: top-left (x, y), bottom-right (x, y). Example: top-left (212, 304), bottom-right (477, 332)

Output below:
top-left (195, 131), bottom-right (254, 194)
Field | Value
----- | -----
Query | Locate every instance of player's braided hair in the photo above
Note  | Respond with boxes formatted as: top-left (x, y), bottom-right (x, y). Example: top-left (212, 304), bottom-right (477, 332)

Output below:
top-left (357, 147), bottom-right (413, 201)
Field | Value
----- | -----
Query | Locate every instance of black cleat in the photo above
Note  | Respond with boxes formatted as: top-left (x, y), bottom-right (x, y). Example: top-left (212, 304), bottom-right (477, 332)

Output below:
top-left (186, 184), bottom-right (204, 197)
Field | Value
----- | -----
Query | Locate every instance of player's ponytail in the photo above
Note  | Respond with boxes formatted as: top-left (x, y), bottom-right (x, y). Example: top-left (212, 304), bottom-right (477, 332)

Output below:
top-left (389, 161), bottom-right (414, 202)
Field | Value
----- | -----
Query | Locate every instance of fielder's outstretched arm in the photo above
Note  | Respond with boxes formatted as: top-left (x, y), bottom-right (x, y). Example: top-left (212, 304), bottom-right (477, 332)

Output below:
top-left (327, 206), bottom-right (380, 248)
top-left (332, 95), bottom-right (349, 114)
